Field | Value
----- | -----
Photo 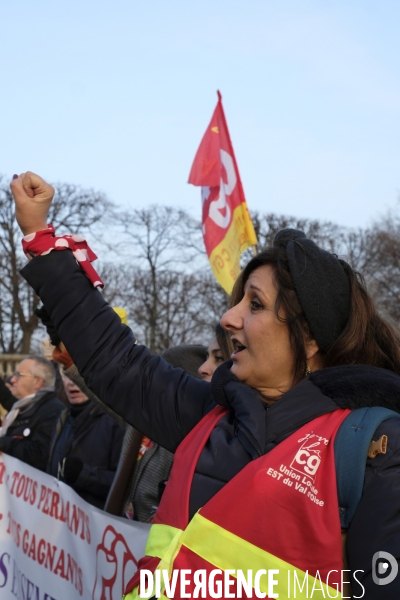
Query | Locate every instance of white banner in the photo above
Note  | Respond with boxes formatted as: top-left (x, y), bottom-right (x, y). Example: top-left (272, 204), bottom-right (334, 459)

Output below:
top-left (0, 452), bottom-right (150, 600)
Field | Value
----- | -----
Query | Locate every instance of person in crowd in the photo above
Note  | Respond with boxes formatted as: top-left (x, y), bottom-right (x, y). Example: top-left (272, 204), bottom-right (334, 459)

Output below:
top-left (4, 375), bottom-right (14, 392)
top-left (52, 334), bottom-right (207, 520)
top-left (123, 343), bottom-right (207, 522)
top-left (36, 305), bottom-right (73, 405)
top-left (0, 375), bottom-right (16, 421)
top-left (47, 375), bottom-right (125, 509)
top-left (198, 324), bottom-right (234, 381)
top-left (38, 302), bottom-right (207, 520)
top-left (0, 355), bottom-right (64, 472)
top-left (11, 172), bottom-right (400, 599)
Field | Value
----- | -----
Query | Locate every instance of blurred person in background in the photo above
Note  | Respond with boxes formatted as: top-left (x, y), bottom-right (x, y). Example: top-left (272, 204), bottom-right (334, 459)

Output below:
top-left (47, 375), bottom-right (125, 509)
top-left (31, 308), bottom-right (228, 521)
top-left (123, 344), bottom-right (207, 522)
top-left (0, 356), bottom-right (63, 471)
top-left (37, 302), bottom-right (207, 519)
top-left (198, 324), bottom-right (234, 382)
top-left (0, 375), bottom-right (16, 421)
top-left (36, 305), bottom-right (74, 406)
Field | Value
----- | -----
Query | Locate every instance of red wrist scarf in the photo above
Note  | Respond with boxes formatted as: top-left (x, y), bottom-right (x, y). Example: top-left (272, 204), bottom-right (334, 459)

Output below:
top-left (22, 225), bottom-right (104, 288)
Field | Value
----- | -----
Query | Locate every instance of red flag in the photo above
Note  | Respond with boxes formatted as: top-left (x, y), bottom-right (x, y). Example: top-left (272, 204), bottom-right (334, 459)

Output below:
top-left (189, 92), bottom-right (257, 293)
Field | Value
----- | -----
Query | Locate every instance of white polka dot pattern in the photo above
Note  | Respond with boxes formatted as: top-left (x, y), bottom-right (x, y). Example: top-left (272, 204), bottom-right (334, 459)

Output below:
top-left (22, 224), bottom-right (104, 288)
top-left (55, 238), bottom-right (69, 248)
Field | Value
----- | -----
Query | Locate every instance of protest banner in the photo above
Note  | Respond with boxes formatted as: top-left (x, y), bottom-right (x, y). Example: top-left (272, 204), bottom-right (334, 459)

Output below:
top-left (0, 452), bottom-right (150, 600)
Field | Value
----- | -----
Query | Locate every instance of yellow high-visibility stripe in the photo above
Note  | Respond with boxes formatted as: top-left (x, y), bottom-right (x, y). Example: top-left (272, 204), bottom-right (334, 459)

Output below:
top-left (124, 514), bottom-right (342, 599)
top-left (123, 590), bottom-right (169, 600)
top-left (145, 524), bottom-right (182, 558)
top-left (181, 513), bottom-right (341, 599)
top-left (124, 524), bottom-right (184, 600)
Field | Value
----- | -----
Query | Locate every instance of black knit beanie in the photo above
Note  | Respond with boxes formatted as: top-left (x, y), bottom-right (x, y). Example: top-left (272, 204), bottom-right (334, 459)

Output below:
top-left (273, 229), bottom-right (350, 352)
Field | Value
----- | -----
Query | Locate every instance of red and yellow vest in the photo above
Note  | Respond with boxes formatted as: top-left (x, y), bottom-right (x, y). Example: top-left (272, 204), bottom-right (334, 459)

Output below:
top-left (124, 405), bottom-right (350, 599)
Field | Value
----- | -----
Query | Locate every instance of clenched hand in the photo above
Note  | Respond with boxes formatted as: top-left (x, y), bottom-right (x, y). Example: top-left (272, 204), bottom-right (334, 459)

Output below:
top-left (10, 172), bottom-right (55, 235)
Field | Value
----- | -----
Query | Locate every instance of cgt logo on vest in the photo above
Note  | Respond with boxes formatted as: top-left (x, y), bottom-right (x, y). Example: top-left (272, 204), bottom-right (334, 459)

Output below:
top-left (290, 433), bottom-right (328, 482)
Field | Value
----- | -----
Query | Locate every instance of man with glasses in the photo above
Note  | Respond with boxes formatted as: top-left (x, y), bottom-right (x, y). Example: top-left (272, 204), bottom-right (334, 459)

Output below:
top-left (0, 356), bottom-right (63, 472)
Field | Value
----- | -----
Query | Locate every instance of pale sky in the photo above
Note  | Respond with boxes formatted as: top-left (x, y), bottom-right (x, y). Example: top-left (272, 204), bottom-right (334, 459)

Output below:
top-left (1, 0), bottom-right (400, 228)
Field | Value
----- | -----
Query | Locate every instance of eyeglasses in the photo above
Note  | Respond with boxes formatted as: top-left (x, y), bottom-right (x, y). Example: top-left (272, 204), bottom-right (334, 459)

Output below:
top-left (12, 371), bottom-right (39, 380)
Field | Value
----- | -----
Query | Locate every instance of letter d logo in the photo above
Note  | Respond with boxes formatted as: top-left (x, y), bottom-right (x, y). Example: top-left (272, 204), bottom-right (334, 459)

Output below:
top-left (372, 551), bottom-right (398, 585)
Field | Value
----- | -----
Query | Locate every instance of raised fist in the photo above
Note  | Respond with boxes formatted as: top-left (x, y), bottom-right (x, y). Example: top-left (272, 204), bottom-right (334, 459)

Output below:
top-left (10, 171), bottom-right (55, 235)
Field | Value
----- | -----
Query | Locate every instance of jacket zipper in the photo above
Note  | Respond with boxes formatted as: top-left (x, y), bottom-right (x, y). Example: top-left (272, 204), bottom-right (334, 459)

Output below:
top-left (237, 424), bottom-right (263, 457)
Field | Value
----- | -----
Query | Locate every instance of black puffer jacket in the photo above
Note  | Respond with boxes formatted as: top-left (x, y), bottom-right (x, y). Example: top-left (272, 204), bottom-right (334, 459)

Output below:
top-left (21, 251), bottom-right (400, 599)
top-left (48, 400), bottom-right (125, 508)
top-left (0, 388), bottom-right (64, 472)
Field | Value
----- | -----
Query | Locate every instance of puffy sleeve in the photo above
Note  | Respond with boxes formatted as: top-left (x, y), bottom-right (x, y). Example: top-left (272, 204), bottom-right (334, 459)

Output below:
top-left (21, 250), bottom-right (212, 452)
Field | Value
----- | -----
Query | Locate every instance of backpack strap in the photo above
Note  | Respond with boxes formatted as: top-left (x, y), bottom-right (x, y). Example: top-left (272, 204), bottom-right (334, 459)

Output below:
top-left (334, 407), bottom-right (400, 529)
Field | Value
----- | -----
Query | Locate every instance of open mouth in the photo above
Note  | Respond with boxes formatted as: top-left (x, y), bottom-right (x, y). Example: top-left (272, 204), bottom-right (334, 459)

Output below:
top-left (232, 339), bottom-right (246, 355)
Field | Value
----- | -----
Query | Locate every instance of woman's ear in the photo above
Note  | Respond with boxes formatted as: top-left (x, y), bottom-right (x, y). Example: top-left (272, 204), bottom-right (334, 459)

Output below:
top-left (305, 338), bottom-right (322, 371)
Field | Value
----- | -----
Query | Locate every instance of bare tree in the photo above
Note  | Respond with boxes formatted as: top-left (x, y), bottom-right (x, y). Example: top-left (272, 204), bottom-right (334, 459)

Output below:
top-left (246, 210), bottom-right (374, 268)
top-left (3, 171), bottom-right (398, 357)
top-left (100, 262), bottom-right (228, 353)
top-left (0, 176), bottom-right (114, 353)
top-left (104, 207), bottom-right (396, 351)
top-left (250, 210), bottom-right (400, 326)
top-left (106, 206), bottom-right (206, 353)
top-left (359, 208), bottom-right (400, 324)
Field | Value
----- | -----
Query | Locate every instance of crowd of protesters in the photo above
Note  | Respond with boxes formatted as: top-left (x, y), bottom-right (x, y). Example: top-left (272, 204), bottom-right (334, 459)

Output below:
top-left (0, 319), bottom-right (229, 517)
top-left (0, 170), bottom-right (399, 599)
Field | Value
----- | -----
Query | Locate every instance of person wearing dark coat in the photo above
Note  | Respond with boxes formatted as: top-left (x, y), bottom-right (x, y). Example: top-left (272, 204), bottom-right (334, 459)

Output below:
top-left (47, 375), bottom-right (124, 509)
top-left (11, 172), bottom-right (400, 599)
top-left (0, 356), bottom-right (64, 472)
top-left (124, 344), bottom-right (207, 522)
